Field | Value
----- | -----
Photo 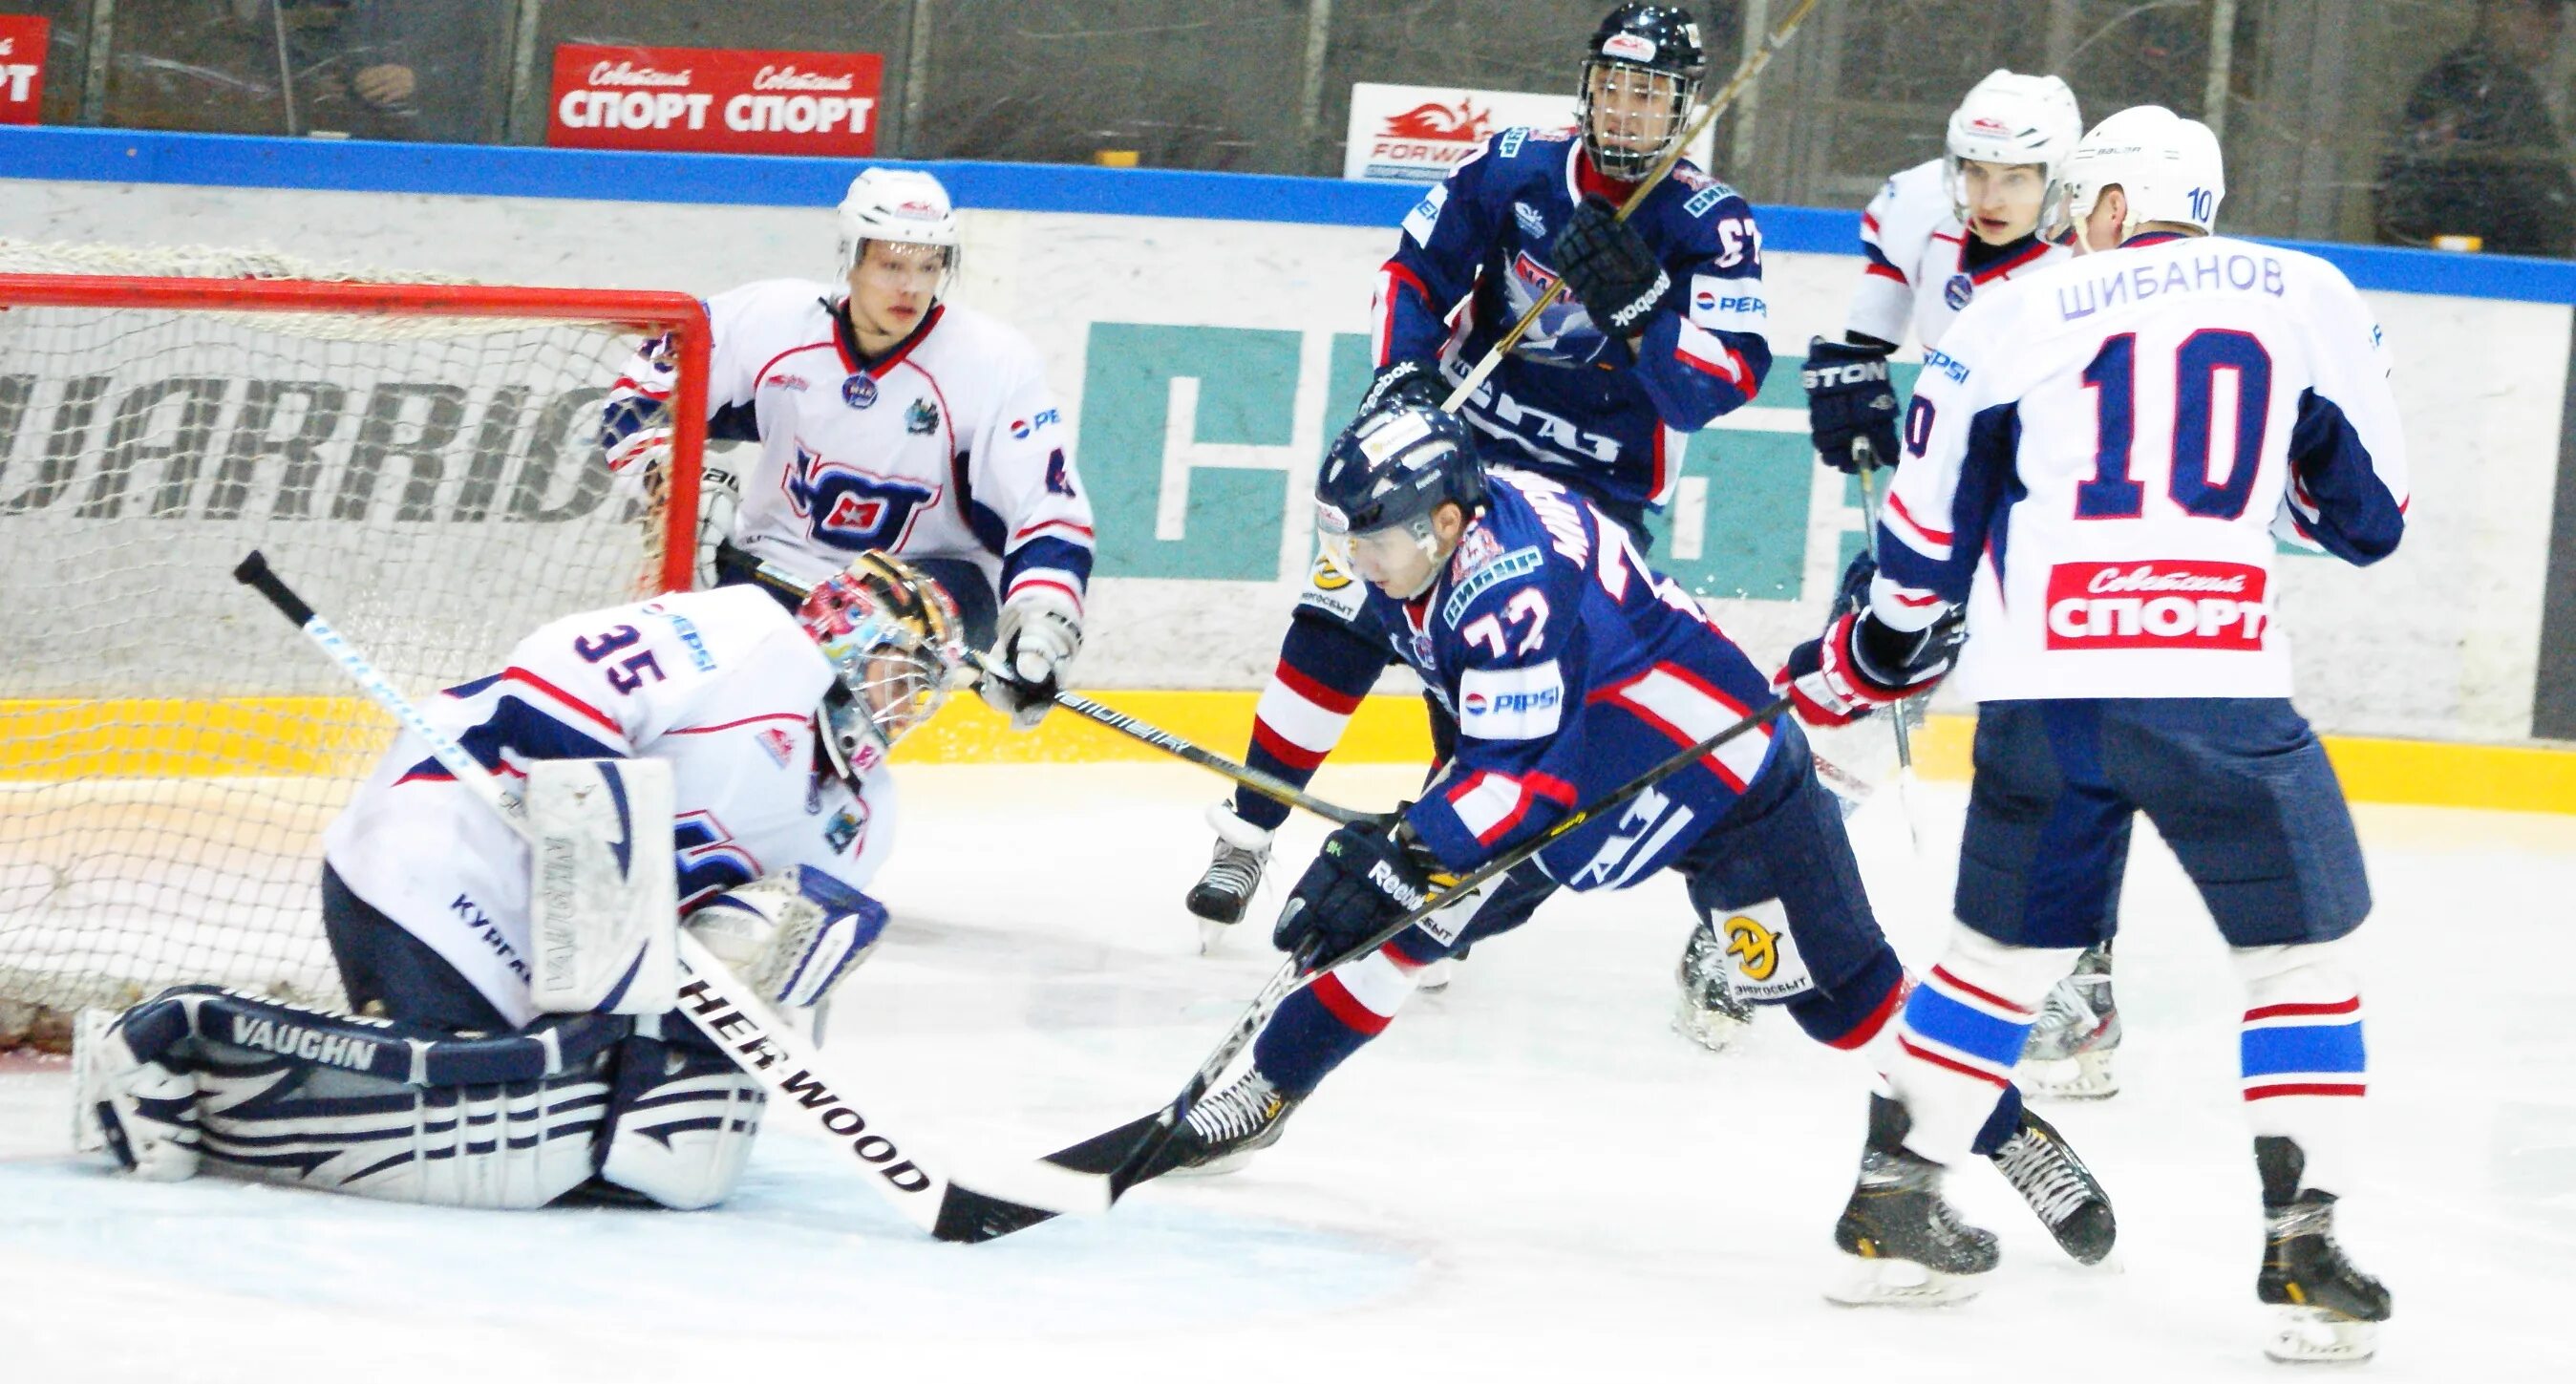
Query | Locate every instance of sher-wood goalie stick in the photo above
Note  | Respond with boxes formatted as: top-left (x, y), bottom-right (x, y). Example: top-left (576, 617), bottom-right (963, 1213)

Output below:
top-left (1438, 0), bottom-right (1825, 415)
top-left (232, 550), bottom-right (1102, 1242)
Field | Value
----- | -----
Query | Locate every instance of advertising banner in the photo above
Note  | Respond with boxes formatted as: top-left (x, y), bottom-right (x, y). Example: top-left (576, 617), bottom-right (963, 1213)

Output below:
top-left (1342, 80), bottom-right (1714, 184)
top-left (547, 44), bottom-right (881, 157)
top-left (0, 14), bottom-right (46, 126)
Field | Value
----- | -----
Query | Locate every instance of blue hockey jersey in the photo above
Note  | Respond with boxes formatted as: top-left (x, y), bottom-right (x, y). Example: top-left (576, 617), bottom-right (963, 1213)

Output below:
top-left (1363, 471), bottom-right (1785, 889)
top-left (1376, 127), bottom-right (1774, 517)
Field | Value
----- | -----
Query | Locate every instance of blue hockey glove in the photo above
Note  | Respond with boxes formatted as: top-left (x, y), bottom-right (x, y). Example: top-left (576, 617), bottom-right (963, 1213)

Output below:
top-left (1552, 196), bottom-right (1671, 338)
top-left (1357, 357), bottom-right (1450, 417)
top-left (1801, 336), bottom-right (1901, 474)
top-left (1776, 607), bottom-right (1965, 729)
top-left (1275, 817), bottom-right (1439, 969)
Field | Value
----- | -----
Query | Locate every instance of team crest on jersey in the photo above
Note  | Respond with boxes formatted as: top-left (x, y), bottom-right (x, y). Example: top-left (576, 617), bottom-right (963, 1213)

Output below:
top-left (906, 397), bottom-right (940, 436)
top-left (1449, 524), bottom-right (1505, 577)
top-left (842, 374), bottom-right (879, 410)
top-left (1513, 202), bottom-right (1546, 239)
top-left (1724, 914), bottom-right (1780, 982)
top-left (1944, 273), bottom-right (1975, 310)
top-left (783, 444), bottom-right (941, 552)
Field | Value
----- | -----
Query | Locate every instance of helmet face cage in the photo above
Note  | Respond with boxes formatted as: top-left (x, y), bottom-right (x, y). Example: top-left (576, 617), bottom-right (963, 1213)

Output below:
top-left (799, 554), bottom-right (965, 780)
top-left (1577, 5), bottom-right (1707, 181)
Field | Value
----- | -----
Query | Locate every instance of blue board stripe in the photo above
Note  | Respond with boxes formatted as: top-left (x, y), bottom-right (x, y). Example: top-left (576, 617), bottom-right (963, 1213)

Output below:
top-left (5, 125), bottom-right (2571, 304)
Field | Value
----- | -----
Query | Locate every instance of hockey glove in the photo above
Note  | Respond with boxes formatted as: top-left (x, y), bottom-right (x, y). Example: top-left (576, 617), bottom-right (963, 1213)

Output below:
top-left (1553, 196), bottom-right (1671, 339)
top-left (1357, 357), bottom-right (1451, 417)
top-left (980, 587), bottom-right (1083, 732)
top-left (686, 866), bottom-right (890, 1010)
top-left (1801, 336), bottom-right (1902, 474)
top-left (1775, 607), bottom-right (1966, 728)
top-left (1275, 818), bottom-right (1440, 969)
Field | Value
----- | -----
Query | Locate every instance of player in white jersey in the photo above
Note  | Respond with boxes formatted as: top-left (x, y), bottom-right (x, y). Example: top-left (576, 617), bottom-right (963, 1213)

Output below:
top-left (80, 555), bottom-right (969, 1212)
top-left (604, 167), bottom-right (1093, 731)
top-left (1776, 108), bottom-right (2406, 1355)
top-left (1802, 70), bottom-right (2127, 1100)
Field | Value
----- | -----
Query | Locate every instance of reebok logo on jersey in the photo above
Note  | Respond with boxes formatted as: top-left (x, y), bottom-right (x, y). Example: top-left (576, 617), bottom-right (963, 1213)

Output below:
top-left (2044, 560), bottom-right (2269, 650)
top-left (763, 373), bottom-right (810, 391)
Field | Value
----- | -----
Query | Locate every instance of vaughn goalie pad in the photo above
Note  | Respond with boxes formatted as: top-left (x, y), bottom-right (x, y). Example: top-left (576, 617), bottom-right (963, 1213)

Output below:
top-left (527, 757), bottom-right (677, 1015)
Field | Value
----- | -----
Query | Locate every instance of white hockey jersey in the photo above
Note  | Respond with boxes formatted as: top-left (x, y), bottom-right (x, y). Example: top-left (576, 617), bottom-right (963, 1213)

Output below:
top-left (322, 587), bottom-right (898, 1027)
top-left (1868, 233), bottom-right (2410, 702)
top-left (606, 283), bottom-right (1094, 614)
top-left (1848, 160), bottom-right (2073, 350)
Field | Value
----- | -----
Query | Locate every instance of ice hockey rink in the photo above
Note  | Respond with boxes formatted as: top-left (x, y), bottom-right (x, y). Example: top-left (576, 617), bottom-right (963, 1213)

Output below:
top-left (4, 758), bottom-right (2570, 1383)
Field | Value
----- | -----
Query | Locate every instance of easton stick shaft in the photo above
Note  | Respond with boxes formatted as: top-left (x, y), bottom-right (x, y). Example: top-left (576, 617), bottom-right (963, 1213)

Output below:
top-left (1439, 0), bottom-right (1826, 413)
top-left (231, 549), bottom-right (1102, 1242)
top-left (1097, 692), bottom-right (1796, 1201)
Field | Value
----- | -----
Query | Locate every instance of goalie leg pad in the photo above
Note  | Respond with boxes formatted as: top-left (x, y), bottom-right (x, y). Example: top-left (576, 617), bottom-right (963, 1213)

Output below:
top-left (75, 1007), bottom-right (201, 1181)
top-left (107, 986), bottom-right (629, 1208)
top-left (596, 1018), bottom-right (765, 1210)
top-left (525, 756), bottom-right (678, 1016)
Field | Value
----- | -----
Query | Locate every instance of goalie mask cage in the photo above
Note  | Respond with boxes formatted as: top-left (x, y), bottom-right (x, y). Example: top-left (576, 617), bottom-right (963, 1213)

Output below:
top-left (0, 248), bottom-right (711, 1017)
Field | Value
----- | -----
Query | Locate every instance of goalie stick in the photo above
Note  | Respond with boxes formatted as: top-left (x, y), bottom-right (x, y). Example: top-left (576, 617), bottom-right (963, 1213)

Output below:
top-left (951, 692), bottom-right (1798, 1244)
top-left (1439, 0), bottom-right (1826, 414)
top-left (231, 550), bottom-right (1101, 1242)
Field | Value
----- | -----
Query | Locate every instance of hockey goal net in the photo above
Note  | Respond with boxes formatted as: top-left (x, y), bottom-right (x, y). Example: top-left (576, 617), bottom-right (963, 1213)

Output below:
top-left (0, 244), bottom-right (710, 1040)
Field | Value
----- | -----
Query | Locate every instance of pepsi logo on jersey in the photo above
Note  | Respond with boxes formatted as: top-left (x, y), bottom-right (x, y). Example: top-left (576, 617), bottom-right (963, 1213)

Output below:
top-left (1009, 408), bottom-right (1060, 439)
top-left (2044, 559), bottom-right (2269, 650)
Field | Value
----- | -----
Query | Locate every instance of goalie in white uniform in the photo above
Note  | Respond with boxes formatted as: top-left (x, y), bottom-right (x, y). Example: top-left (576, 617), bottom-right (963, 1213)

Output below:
top-left (80, 555), bottom-right (966, 1211)
top-left (603, 166), bottom-right (1093, 732)
top-left (1800, 71), bottom-right (2125, 1100)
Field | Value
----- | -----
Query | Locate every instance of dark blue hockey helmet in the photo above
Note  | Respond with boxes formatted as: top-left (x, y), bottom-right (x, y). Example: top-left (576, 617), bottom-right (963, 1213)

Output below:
top-left (1580, 4), bottom-right (1707, 180)
top-left (1314, 403), bottom-right (1486, 597)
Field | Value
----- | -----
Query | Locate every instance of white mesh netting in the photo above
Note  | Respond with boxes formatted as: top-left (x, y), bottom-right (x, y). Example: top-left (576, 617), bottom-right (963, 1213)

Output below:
top-left (0, 244), bottom-right (696, 1014)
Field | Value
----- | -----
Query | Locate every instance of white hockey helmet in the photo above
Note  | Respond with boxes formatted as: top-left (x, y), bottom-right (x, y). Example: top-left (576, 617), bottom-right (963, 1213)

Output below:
top-left (836, 166), bottom-right (961, 277)
top-left (2052, 104), bottom-right (2226, 244)
top-left (1945, 70), bottom-right (2082, 206)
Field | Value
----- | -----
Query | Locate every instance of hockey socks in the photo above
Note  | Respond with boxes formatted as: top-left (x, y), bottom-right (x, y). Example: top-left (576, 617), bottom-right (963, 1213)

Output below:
top-left (2234, 941), bottom-right (2367, 1193)
top-left (1253, 945), bottom-right (1428, 1097)
top-left (1886, 929), bottom-right (2080, 1164)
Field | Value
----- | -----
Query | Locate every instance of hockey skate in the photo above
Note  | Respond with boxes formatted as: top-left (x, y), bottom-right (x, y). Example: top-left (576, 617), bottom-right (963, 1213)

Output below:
top-left (2016, 944), bottom-right (2119, 1099)
top-left (1671, 916), bottom-right (1754, 1052)
top-left (1987, 1106), bottom-right (2116, 1264)
top-left (2255, 1136), bottom-right (2391, 1362)
top-left (1184, 804), bottom-right (1271, 953)
top-left (1163, 1069), bottom-right (1303, 1177)
top-left (73, 1009), bottom-right (201, 1181)
top-left (1827, 1095), bottom-right (1998, 1307)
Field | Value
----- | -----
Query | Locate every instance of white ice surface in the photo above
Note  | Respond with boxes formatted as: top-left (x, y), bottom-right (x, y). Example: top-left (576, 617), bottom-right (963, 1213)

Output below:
top-left (6, 761), bottom-right (2572, 1383)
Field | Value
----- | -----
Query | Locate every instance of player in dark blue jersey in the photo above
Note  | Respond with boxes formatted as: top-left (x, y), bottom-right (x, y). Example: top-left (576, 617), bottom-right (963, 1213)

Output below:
top-left (1186, 8), bottom-right (1774, 1044)
top-left (1139, 402), bottom-right (2114, 1286)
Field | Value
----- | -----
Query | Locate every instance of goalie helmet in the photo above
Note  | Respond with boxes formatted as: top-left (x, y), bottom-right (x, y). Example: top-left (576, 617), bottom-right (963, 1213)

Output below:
top-left (1945, 70), bottom-right (2082, 214)
top-left (2051, 104), bottom-right (2226, 245)
top-left (798, 552), bottom-right (967, 781)
top-left (1314, 403), bottom-right (1486, 600)
top-left (1577, 4), bottom-right (1707, 181)
top-left (836, 166), bottom-right (961, 282)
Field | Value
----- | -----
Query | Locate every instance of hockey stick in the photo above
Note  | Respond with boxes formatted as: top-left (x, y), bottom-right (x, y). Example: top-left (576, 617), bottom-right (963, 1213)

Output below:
top-left (231, 550), bottom-right (1102, 1242)
top-left (745, 556), bottom-right (1373, 828)
top-left (1849, 445), bottom-right (1926, 853)
top-left (1438, 0), bottom-right (1824, 414)
top-left (968, 691), bottom-right (1799, 1242)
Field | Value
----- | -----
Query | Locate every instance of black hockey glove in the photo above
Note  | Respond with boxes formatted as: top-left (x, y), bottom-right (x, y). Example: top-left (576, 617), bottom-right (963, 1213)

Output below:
top-left (1275, 817), bottom-right (1439, 969)
top-left (1552, 196), bottom-right (1670, 338)
top-left (1801, 336), bottom-right (1901, 474)
top-left (1357, 357), bottom-right (1450, 417)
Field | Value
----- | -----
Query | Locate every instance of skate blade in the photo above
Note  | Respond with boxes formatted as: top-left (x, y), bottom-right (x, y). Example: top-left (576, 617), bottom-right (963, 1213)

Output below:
top-left (2265, 1308), bottom-right (2379, 1363)
top-left (1416, 957), bottom-right (1457, 993)
top-left (1164, 1148), bottom-right (1257, 1180)
top-left (1197, 917), bottom-right (1232, 956)
top-left (2015, 1049), bottom-right (2118, 1100)
top-left (1823, 1254), bottom-right (1983, 1308)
